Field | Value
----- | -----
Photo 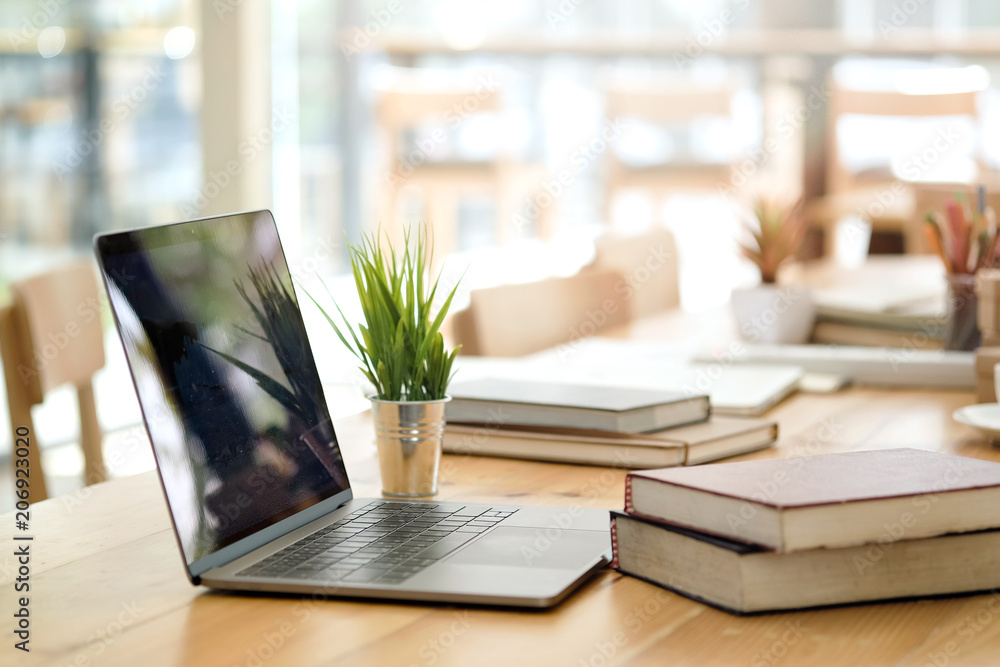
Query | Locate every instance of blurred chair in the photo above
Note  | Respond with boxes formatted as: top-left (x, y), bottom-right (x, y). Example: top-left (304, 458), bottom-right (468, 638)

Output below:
top-left (810, 62), bottom-right (990, 254)
top-left (374, 68), bottom-right (549, 257)
top-left (0, 260), bottom-right (107, 503)
top-left (451, 270), bottom-right (631, 357)
top-left (603, 75), bottom-right (739, 226)
top-left (588, 227), bottom-right (680, 318)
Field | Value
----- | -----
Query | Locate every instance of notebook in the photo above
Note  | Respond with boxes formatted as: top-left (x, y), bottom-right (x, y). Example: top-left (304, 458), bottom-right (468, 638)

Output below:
top-left (446, 379), bottom-right (709, 433)
top-left (456, 339), bottom-right (803, 417)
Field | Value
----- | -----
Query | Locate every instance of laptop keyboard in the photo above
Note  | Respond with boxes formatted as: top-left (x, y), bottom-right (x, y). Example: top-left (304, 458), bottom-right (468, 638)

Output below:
top-left (236, 501), bottom-right (516, 585)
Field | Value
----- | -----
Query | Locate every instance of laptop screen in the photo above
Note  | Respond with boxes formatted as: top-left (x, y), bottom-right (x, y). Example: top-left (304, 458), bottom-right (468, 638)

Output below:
top-left (95, 211), bottom-right (350, 567)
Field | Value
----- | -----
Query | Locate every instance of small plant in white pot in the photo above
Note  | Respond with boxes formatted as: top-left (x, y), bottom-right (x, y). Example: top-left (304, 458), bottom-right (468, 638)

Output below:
top-left (308, 227), bottom-right (461, 497)
top-left (732, 198), bottom-right (815, 344)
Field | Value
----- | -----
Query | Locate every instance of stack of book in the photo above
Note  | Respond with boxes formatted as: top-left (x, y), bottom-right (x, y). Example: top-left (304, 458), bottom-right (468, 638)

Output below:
top-left (611, 448), bottom-right (1000, 614)
top-left (810, 292), bottom-right (945, 349)
top-left (443, 379), bottom-right (778, 468)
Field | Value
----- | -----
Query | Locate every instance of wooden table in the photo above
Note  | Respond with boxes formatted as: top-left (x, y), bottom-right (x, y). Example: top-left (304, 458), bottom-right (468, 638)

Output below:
top-left (2, 312), bottom-right (998, 666)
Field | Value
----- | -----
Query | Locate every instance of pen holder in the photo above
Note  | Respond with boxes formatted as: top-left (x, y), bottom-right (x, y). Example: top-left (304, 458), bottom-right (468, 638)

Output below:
top-left (944, 273), bottom-right (981, 351)
top-left (370, 396), bottom-right (449, 497)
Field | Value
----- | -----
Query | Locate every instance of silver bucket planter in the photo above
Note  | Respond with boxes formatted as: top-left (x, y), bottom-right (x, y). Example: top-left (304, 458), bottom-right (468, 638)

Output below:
top-left (370, 396), bottom-right (450, 497)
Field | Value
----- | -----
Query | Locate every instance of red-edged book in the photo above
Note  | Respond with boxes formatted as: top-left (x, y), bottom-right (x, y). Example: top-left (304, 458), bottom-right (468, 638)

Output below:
top-left (611, 448), bottom-right (1000, 613)
top-left (623, 448), bottom-right (1000, 552)
top-left (609, 510), bottom-right (1000, 614)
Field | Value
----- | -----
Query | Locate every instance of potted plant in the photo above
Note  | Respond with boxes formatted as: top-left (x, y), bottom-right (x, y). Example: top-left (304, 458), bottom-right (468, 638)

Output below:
top-left (732, 198), bottom-right (815, 344)
top-left (308, 227), bottom-right (461, 497)
top-left (925, 188), bottom-right (998, 350)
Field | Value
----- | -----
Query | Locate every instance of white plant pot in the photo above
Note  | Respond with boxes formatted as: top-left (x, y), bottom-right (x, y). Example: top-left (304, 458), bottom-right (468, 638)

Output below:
top-left (731, 285), bottom-right (815, 344)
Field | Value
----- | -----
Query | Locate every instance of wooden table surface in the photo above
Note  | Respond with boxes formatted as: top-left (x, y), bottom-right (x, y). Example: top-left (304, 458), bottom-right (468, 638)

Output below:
top-left (3, 310), bottom-right (998, 667)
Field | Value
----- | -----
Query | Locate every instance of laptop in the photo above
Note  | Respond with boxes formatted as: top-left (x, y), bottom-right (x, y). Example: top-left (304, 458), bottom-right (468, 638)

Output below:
top-left (93, 210), bottom-right (611, 608)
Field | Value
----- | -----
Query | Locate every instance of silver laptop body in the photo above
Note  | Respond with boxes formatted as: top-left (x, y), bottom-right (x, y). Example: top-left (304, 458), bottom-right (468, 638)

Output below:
top-left (94, 210), bottom-right (609, 608)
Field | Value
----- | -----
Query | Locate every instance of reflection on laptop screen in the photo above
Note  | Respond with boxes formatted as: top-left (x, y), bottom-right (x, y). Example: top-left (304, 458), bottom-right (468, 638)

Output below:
top-left (96, 211), bottom-right (349, 565)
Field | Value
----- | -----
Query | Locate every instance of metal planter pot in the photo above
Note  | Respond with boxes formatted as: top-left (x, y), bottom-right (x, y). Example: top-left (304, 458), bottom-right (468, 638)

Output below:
top-left (369, 396), bottom-right (450, 497)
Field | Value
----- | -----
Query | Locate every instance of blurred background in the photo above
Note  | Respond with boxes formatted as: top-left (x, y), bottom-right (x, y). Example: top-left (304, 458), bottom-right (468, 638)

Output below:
top-left (3, 0), bottom-right (1000, 504)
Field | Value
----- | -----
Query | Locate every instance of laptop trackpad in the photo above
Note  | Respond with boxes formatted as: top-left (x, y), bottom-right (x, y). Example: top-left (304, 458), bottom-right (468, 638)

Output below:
top-left (448, 527), bottom-right (607, 570)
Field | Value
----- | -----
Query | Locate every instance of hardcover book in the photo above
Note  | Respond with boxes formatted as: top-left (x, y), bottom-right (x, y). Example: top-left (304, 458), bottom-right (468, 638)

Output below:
top-left (625, 448), bottom-right (1000, 552)
top-left (610, 511), bottom-right (1000, 614)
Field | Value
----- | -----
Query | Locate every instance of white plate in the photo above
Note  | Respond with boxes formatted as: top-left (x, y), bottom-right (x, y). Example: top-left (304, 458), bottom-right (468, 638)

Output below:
top-left (953, 404), bottom-right (1000, 440)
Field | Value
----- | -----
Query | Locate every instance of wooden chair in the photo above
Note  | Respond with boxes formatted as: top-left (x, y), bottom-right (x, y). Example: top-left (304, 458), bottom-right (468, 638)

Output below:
top-left (810, 65), bottom-right (989, 254)
top-left (589, 227), bottom-right (681, 319)
top-left (0, 260), bottom-right (107, 503)
top-left (451, 270), bottom-right (631, 358)
top-left (375, 68), bottom-right (550, 256)
top-left (604, 76), bottom-right (737, 226)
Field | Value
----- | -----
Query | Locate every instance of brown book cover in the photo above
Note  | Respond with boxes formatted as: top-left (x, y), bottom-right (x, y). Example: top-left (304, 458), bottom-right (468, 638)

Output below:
top-left (625, 448), bottom-right (1000, 552)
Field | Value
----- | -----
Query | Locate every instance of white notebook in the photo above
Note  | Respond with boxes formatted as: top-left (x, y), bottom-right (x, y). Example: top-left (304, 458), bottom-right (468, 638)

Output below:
top-left (454, 339), bottom-right (803, 417)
